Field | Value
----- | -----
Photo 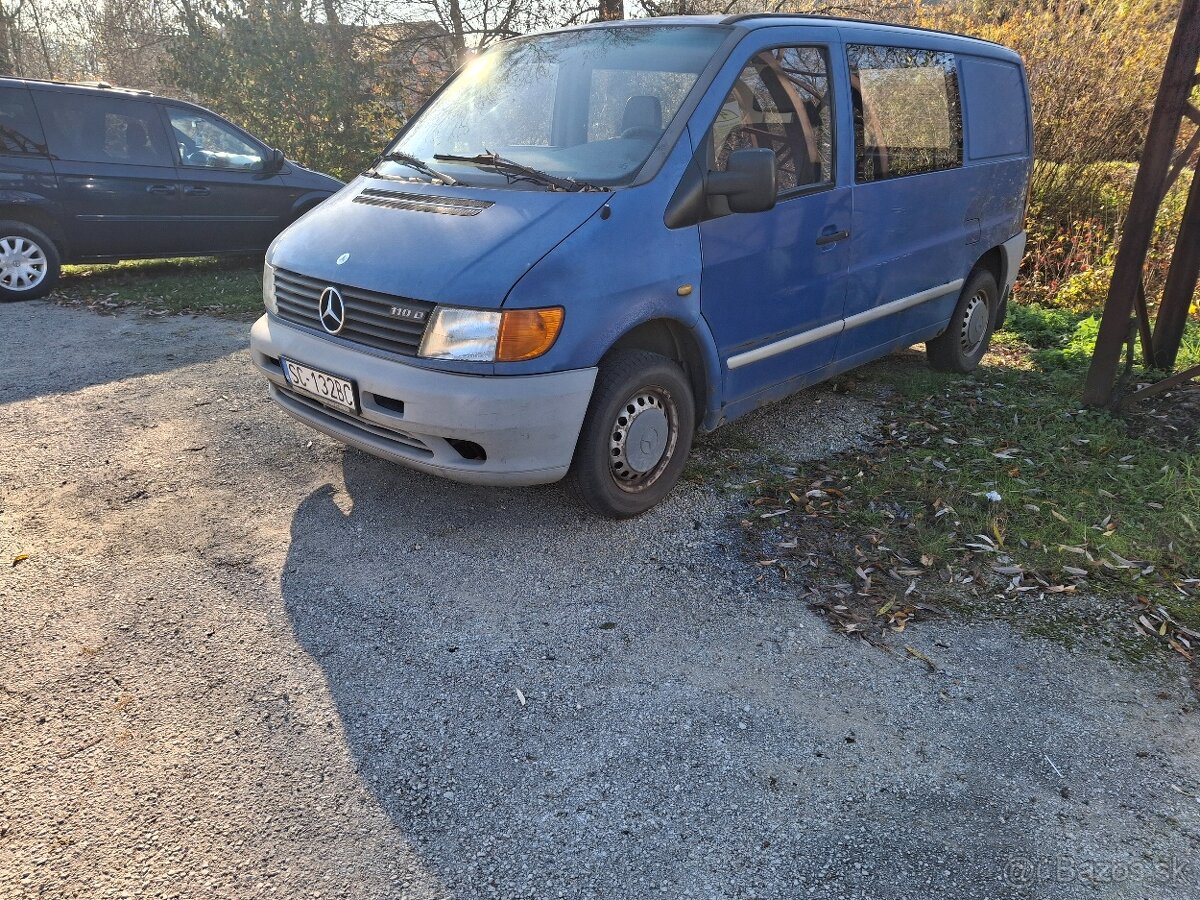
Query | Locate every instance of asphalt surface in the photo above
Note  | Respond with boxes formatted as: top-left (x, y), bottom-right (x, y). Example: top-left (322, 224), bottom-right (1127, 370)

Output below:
top-left (2, 301), bottom-right (1198, 900)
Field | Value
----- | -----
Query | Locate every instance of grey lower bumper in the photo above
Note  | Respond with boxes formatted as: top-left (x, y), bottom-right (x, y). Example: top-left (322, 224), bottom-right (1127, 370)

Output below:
top-left (250, 315), bottom-right (597, 486)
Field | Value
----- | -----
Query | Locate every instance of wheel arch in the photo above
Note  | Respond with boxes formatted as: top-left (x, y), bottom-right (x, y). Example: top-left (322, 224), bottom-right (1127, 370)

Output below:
top-left (973, 245), bottom-right (1005, 289)
top-left (0, 198), bottom-right (68, 257)
top-left (603, 317), bottom-right (715, 428)
top-left (289, 191), bottom-right (334, 222)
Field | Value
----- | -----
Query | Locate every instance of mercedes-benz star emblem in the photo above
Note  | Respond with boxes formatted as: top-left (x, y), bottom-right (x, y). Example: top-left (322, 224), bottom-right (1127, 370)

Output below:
top-left (318, 286), bottom-right (346, 335)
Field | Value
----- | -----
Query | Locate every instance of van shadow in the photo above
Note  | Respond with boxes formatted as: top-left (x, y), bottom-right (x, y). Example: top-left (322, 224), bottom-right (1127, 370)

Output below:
top-left (0, 300), bottom-right (245, 404)
top-left (280, 450), bottom-right (783, 895)
top-left (279, 448), bottom-right (1038, 897)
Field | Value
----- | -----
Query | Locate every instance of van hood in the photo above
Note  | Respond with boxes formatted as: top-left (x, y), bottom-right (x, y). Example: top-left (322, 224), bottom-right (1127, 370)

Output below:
top-left (268, 176), bottom-right (610, 309)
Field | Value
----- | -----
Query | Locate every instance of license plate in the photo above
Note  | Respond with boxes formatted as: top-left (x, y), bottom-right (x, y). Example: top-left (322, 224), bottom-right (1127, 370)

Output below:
top-left (281, 357), bottom-right (358, 413)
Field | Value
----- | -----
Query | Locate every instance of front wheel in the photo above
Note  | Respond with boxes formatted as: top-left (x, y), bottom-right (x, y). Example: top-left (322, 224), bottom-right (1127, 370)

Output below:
top-left (0, 221), bottom-right (60, 302)
top-left (926, 268), bottom-right (999, 373)
top-left (568, 350), bottom-right (695, 518)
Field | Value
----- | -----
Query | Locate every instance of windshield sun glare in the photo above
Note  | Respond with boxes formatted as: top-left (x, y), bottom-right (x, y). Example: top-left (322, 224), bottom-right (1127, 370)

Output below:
top-left (377, 25), bottom-right (729, 189)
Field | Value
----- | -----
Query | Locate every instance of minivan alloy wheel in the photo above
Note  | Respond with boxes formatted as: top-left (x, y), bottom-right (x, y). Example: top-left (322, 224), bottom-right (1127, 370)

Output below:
top-left (608, 387), bottom-right (679, 491)
top-left (0, 236), bottom-right (48, 291)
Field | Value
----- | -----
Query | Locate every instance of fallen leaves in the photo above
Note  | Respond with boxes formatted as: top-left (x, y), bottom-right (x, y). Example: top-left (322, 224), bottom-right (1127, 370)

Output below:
top-left (740, 367), bottom-right (1199, 666)
top-left (1134, 599), bottom-right (1199, 662)
top-left (11, 553), bottom-right (29, 567)
top-left (904, 645), bottom-right (937, 671)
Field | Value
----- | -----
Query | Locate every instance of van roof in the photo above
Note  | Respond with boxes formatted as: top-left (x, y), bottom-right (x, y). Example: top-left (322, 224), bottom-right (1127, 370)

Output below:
top-left (553, 14), bottom-right (1016, 60)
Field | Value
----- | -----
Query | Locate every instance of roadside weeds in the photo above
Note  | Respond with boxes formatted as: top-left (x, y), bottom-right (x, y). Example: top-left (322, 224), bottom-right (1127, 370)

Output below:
top-left (729, 310), bottom-right (1200, 678)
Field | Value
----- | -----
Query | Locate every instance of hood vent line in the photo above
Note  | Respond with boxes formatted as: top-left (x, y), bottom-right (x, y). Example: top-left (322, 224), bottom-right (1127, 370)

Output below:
top-left (353, 187), bottom-right (493, 216)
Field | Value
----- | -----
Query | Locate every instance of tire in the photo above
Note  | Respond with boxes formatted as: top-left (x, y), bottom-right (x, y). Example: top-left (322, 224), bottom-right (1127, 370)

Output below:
top-left (0, 220), bottom-right (60, 302)
top-left (568, 349), bottom-right (696, 518)
top-left (926, 268), bottom-right (999, 373)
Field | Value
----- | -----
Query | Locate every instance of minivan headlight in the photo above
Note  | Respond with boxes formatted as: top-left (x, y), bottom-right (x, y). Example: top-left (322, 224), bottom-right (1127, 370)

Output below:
top-left (419, 306), bottom-right (563, 362)
top-left (263, 261), bottom-right (277, 314)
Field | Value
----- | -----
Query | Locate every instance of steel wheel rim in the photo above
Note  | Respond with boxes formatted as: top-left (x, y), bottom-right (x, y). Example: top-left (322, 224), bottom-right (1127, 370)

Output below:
top-left (959, 290), bottom-right (989, 356)
top-left (607, 386), bottom-right (678, 493)
top-left (0, 236), bottom-right (47, 291)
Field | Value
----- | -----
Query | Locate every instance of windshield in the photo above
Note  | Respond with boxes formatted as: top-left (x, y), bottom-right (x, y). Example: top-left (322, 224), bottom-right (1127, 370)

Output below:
top-left (378, 25), bottom-right (730, 188)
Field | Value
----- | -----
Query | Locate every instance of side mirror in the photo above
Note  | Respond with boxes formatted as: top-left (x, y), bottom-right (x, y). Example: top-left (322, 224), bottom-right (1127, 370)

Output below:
top-left (263, 148), bottom-right (286, 173)
top-left (706, 148), bottom-right (776, 214)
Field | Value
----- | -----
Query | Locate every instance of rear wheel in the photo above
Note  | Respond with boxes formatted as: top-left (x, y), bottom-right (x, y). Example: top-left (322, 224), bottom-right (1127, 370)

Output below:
top-left (0, 221), bottom-right (60, 302)
top-left (568, 350), bottom-right (695, 518)
top-left (926, 268), bottom-right (998, 373)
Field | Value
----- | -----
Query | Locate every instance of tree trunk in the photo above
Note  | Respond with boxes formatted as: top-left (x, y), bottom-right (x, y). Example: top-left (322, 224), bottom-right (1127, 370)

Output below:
top-left (0, 5), bottom-right (16, 77)
top-left (599, 0), bottom-right (624, 21)
top-left (447, 0), bottom-right (467, 64)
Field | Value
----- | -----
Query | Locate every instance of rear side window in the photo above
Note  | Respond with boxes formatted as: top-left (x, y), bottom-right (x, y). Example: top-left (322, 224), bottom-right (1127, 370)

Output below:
top-left (709, 46), bottom-right (834, 194)
top-left (848, 44), bottom-right (962, 182)
top-left (0, 87), bottom-right (47, 156)
top-left (33, 91), bottom-right (173, 167)
top-left (960, 57), bottom-right (1027, 159)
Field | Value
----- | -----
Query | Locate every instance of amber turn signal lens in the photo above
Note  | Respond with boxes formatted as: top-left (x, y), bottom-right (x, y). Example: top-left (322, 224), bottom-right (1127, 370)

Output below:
top-left (496, 307), bottom-right (564, 362)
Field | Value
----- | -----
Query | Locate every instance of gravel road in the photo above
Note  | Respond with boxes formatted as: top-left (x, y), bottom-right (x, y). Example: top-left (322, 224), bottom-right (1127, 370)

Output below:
top-left (2, 301), bottom-right (1198, 900)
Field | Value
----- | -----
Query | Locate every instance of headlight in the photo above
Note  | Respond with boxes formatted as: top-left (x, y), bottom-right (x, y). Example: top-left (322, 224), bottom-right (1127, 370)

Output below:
top-left (419, 307), bottom-right (502, 361)
top-left (263, 261), bottom-right (277, 314)
top-left (419, 306), bottom-right (563, 362)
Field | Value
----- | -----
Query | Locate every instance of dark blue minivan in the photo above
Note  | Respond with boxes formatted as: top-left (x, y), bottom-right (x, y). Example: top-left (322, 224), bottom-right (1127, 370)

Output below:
top-left (0, 78), bottom-right (342, 300)
top-left (250, 15), bottom-right (1032, 517)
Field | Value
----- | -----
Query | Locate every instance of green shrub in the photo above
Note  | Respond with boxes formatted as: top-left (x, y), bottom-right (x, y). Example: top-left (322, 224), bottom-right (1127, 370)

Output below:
top-left (1002, 303), bottom-right (1082, 350)
top-left (1032, 316), bottom-right (1101, 370)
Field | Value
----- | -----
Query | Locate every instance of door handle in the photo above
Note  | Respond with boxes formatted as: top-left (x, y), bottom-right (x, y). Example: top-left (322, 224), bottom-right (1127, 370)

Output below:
top-left (146, 184), bottom-right (176, 195)
top-left (815, 228), bottom-right (850, 246)
top-left (183, 186), bottom-right (211, 196)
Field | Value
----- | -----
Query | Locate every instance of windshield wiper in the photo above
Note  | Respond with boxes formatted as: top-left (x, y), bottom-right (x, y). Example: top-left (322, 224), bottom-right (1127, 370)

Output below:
top-left (368, 151), bottom-right (461, 186)
top-left (432, 151), bottom-right (607, 193)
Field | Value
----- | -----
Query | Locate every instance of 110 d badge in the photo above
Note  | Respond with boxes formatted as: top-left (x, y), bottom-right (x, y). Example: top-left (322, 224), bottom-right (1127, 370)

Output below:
top-left (390, 305), bottom-right (427, 322)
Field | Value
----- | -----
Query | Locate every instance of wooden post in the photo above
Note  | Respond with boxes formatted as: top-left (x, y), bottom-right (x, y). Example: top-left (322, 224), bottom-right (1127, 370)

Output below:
top-left (1152, 163), bottom-right (1200, 370)
top-left (1082, 0), bottom-right (1200, 405)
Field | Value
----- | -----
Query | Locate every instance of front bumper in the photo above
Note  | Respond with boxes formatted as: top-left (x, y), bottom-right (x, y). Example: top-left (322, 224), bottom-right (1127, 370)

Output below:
top-left (250, 315), bottom-right (597, 486)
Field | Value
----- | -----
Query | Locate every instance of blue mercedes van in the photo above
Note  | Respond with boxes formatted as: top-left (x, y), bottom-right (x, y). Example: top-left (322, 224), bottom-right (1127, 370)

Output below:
top-left (250, 14), bottom-right (1032, 517)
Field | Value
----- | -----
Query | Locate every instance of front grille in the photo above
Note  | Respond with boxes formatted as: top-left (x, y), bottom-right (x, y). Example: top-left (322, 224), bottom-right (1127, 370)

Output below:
top-left (273, 267), bottom-right (434, 357)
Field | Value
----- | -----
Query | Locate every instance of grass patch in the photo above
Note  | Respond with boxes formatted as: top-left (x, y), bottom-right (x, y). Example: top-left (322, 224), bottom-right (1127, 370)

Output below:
top-left (55, 256), bottom-right (263, 319)
top-left (748, 304), bottom-right (1200, 659)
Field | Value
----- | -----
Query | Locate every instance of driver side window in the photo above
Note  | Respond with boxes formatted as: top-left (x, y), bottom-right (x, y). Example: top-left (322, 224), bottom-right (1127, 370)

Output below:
top-left (166, 107), bottom-right (265, 172)
top-left (710, 46), bottom-right (833, 194)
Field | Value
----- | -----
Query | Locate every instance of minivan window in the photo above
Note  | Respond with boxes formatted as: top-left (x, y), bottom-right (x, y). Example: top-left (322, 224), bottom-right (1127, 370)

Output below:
top-left (167, 107), bottom-right (265, 171)
top-left (381, 25), bottom-right (730, 187)
top-left (848, 44), bottom-right (962, 182)
top-left (0, 87), bottom-right (47, 156)
top-left (34, 92), bottom-right (173, 167)
top-left (710, 46), bottom-right (833, 194)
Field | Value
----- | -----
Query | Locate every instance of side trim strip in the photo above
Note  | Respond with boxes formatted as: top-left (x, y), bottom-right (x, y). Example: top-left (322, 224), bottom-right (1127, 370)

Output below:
top-left (725, 279), bottom-right (964, 370)
top-left (842, 279), bottom-right (964, 332)
top-left (726, 319), bottom-right (843, 370)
